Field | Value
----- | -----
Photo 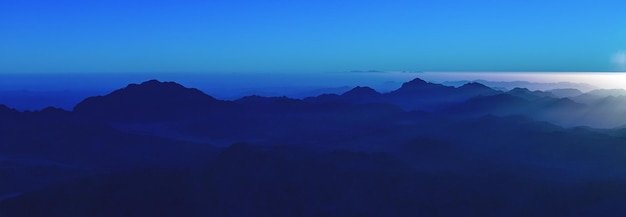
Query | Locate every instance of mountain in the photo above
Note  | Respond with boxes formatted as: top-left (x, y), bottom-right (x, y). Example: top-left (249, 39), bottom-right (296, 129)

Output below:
top-left (342, 86), bottom-right (380, 97)
top-left (547, 88), bottom-right (583, 98)
top-left (507, 88), bottom-right (555, 100)
top-left (0, 106), bottom-right (219, 199)
top-left (443, 80), bottom-right (597, 92)
top-left (456, 82), bottom-right (501, 97)
top-left (73, 80), bottom-right (230, 121)
top-left (587, 89), bottom-right (626, 97)
top-left (0, 104), bottom-right (19, 118)
top-left (339, 86), bottom-right (381, 103)
top-left (389, 78), bottom-right (455, 96)
top-left (302, 86), bottom-right (381, 104)
top-left (7, 77), bottom-right (626, 216)
top-left (572, 89), bottom-right (626, 104)
top-left (384, 79), bottom-right (500, 111)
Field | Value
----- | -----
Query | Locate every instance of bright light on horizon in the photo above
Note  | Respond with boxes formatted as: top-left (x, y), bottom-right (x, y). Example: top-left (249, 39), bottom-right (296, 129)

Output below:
top-left (386, 72), bottom-right (626, 90)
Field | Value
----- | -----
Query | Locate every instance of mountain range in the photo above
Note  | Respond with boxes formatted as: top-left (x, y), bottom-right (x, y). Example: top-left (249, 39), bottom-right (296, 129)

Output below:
top-left (3, 77), bottom-right (626, 216)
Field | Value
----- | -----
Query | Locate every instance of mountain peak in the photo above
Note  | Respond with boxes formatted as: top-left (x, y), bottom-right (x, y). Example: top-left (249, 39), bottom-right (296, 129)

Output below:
top-left (392, 77), bottom-right (452, 95)
top-left (401, 78), bottom-right (428, 87)
top-left (456, 82), bottom-right (499, 97)
top-left (120, 80), bottom-right (195, 94)
top-left (0, 104), bottom-right (18, 115)
top-left (507, 88), bottom-right (555, 100)
top-left (459, 82), bottom-right (489, 89)
top-left (73, 80), bottom-right (224, 121)
top-left (342, 86), bottom-right (380, 97)
top-left (142, 79), bottom-right (162, 85)
top-left (510, 87), bottom-right (531, 92)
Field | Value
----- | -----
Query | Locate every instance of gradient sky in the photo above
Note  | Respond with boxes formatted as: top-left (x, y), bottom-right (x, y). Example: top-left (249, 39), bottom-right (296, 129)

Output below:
top-left (1, 0), bottom-right (625, 73)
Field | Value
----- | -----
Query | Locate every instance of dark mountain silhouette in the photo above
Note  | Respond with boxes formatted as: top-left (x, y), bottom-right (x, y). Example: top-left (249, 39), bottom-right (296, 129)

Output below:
top-left (457, 82), bottom-right (497, 94)
top-left (0, 105), bottom-right (219, 198)
top-left (443, 80), bottom-right (597, 92)
top-left (302, 86), bottom-right (381, 104)
top-left (73, 80), bottom-right (231, 121)
top-left (340, 86), bottom-right (381, 102)
top-left (5, 141), bottom-right (626, 217)
top-left (507, 87), bottom-right (556, 100)
top-left (443, 91), bottom-right (591, 126)
top-left (5, 77), bottom-right (626, 216)
top-left (0, 104), bottom-right (19, 118)
top-left (302, 93), bottom-right (341, 103)
top-left (383, 79), bottom-right (501, 111)
top-left (390, 77), bottom-right (444, 93)
top-left (444, 93), bottom-right (530, 116)
top-left (303, 78), bottom-right (500, 111)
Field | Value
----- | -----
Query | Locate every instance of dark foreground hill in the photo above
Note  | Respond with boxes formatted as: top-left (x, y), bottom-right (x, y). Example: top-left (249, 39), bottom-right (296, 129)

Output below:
top-left (3, 144), bottom-right (626, 217)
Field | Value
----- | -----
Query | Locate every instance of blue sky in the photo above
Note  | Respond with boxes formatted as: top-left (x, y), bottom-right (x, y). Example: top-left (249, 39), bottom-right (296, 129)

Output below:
top-left (1, 0), bottom-right (625, 73)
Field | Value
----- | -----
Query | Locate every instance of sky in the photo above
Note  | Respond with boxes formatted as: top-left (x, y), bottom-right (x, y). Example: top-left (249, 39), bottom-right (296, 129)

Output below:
top-left (1, 0), bottom-right (626, 74)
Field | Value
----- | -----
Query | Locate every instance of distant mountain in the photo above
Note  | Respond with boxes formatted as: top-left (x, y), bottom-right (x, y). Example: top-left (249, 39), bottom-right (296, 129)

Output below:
top-left (443, 94), bottom-right (530, 116)
top-left (384, 78), bottom-right (500, 111)
top-left (389, 78), bottom-right (455, 96)
top-left (302, 86), bottom-right (381, 104)
top-left (442, 80), bottom-right (597, 92)
top-left (456, 82), bottom-right (501, 98)
top-left (0, 104), bottom-right (19, 117)
top-left (74, 80), bottom-right (231, 121)
top-left (342, 86), bottom-right (380, 97)
top-left (65, 78), bottom-right (626, 128)
top-left (587, 89), bottom-right (626, 97)
top-left (507, 88), bottom-right (556, 100)
top-left (303, 78), bottom-right (500, 111)
top-left (546, 88), bottom-right (583, 98)
top-left (0, 90), bottom-right (104, 111)
top-left (339, 86), bottom-right (382, 103)
top-left (571, 89), bottom-right (626, 105)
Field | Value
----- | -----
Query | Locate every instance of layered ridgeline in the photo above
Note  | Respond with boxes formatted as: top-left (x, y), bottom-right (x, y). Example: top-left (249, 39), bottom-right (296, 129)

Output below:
top-left (3, 78), bottom-right (626, 216)
top-left (70, 78), bottom-right (626, 127)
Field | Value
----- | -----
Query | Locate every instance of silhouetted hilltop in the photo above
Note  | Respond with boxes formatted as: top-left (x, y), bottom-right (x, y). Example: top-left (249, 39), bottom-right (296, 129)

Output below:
top-left (507, 87), bottom-right (556, 100)
top-left (0, 104), bottom-right (19, 117)
top-left (73, 80), bottom-right (230, 121)
top-left (458, 82), bottom-right (492, 92)
top-left (302, 79), bottom-right (501, 111)
top-left (389, 77), bottom-right (454, 96)
top-left (339, 86), bottom-right (381, 103)
top-left (342, 86), bottom-right (380, 97)
top-left (302, 93), bottom-right (341, 103)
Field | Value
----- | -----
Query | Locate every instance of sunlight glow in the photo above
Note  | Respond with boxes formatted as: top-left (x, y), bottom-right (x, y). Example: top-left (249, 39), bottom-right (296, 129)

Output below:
top-left (387, 72), bottom-right (626, 90)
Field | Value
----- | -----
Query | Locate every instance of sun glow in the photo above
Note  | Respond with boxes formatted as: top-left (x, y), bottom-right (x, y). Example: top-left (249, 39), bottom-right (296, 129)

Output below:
top-left (383, 72), bottom-right (626, 90)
